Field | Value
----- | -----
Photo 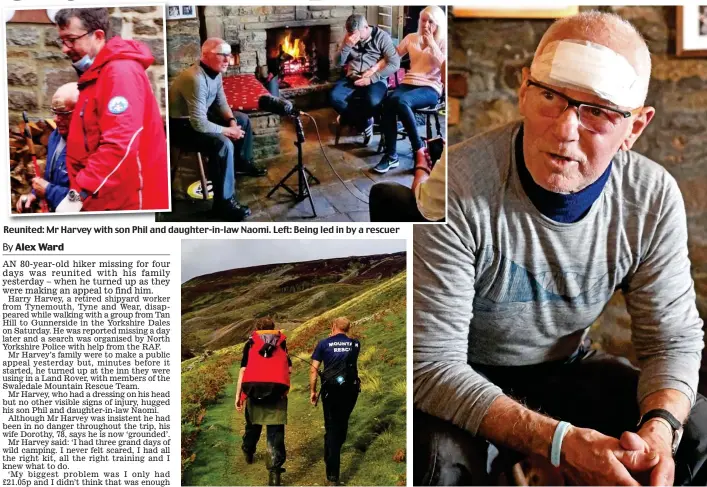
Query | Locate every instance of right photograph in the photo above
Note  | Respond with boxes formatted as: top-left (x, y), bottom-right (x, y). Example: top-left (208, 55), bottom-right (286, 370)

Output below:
top-left (414, 5), bottom-right (707, 486)
top-left (161, 5), bottom-right (446, 223)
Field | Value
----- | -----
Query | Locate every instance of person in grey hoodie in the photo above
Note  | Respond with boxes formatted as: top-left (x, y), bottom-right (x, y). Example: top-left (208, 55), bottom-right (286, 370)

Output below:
top-left (330, 14), bottom-right (399, 145)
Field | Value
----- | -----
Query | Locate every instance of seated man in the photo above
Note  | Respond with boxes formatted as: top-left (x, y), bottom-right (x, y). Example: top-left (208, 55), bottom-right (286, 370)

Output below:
top-left (414, 11), bottom-right (707, 486)
top-left (330, 14), bottom-right (400, 145)
top-left (16, 82), bottom-right (77, 213)
top-left (369, 145), bottom-right (445, 222)
top-left (169, 37), bottom-right (266, 222)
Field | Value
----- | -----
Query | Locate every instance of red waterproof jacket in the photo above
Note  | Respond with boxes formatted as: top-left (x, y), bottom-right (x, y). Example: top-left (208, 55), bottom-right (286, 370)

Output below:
top-left (241, 331), bottom-right (291, 402)
top-left (67, 36), bottom-right (168, 211)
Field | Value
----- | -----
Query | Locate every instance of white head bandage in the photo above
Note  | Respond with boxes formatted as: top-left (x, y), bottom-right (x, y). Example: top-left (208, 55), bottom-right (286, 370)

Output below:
top-left (530, 39), bottom-right (645, 109)
top-left (212, 43), bottom-right (231, 55)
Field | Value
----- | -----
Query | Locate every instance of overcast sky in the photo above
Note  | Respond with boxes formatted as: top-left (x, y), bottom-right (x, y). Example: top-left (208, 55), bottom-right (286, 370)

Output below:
top-left (181, 239), bottom-right (406, 283)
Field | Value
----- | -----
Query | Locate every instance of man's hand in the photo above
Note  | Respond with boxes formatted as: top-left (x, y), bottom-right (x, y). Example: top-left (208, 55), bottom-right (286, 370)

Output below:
top-left (16, 193), bottom-right (36, 213)
top-left (344, 31), bottom-right (361, 47)
top-left (361, 68), bottom-right (377, 79)
top-left (235, 396), bottom-right (244, 412)
top-left (354, 77), bottom-right (372, 87)
top-left (31, 177), bottom-right (49, 198)
top-left (637, 419), bottom-right (675, 486)
top-left (223, 125), bottom-right (245, 140)
top-left (560, 426), bottom-right (659, 486)
top-left (310, 391), bottom-right (318, 406)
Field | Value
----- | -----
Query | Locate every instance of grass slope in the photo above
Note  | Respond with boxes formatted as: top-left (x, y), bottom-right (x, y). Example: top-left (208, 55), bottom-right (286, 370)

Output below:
top-left (182, 272), bottom-right (407, 486)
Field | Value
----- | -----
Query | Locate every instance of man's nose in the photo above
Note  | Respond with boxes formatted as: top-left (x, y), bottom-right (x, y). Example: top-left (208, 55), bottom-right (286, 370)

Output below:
top-left (552, 106), bottom-right (581, 142)
top-left (61, 44), bottom-right (71, 55)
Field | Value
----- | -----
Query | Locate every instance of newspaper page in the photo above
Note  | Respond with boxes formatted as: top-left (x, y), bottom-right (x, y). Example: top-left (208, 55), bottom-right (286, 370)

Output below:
top-left (1, 1), bottom-right (436, 486)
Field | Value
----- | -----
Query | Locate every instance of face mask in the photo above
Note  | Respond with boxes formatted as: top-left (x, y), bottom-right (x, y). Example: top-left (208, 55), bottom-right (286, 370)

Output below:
top-left (72, 54), bottom-right (94, 73)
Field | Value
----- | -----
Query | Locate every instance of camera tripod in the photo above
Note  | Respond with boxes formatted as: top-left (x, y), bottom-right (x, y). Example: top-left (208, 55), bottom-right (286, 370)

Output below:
top-left (267, 115), bottom-right (320, 217)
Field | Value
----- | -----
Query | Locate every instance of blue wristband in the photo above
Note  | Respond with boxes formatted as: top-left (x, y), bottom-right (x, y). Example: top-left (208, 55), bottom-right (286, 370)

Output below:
top-left (550, 421), bottom-right (572, 467)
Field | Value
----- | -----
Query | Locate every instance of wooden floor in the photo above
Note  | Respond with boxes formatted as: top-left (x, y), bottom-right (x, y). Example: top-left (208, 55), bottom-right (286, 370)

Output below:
top-left (159, 107), bottom-right (438, 223)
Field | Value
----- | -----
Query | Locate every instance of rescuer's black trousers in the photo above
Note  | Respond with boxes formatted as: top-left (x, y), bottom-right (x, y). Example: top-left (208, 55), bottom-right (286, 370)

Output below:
top-left (321, 384), bottom-right (360, 480)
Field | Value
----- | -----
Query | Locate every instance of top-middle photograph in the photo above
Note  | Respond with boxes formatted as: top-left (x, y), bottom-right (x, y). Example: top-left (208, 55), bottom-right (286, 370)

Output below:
top-left (160, 5), bottom-right (447, 223)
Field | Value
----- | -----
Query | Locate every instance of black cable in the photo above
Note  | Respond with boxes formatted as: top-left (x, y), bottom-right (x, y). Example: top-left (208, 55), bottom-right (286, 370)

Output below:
top-left (301, 112), bottom-right (369, 205)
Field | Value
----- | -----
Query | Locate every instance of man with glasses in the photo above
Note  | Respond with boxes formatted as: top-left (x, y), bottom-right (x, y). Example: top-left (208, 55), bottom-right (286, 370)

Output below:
top-left (16, 83), bottom-right (78, 213)
top-left (52, 8), bottom-right (168, 212)
top-left (169, 37), bottom-right (266, 222)
top-left (414, 12), bottom-right (707, 486)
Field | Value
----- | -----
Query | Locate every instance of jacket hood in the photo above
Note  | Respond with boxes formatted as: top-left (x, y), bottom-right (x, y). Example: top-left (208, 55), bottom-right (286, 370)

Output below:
top-left (78, 36), bottom-right (155, 85)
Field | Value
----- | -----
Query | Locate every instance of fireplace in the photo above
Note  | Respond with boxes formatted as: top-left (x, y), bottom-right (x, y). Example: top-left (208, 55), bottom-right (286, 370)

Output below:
top-left (266, 26), bottom-right (330, 89)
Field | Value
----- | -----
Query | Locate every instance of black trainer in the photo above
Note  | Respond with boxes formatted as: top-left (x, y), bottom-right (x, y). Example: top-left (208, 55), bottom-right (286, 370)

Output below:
top-left (236, 160), bottom-right (267, 177)
top-left (362, 117), bottom-right (374, 146)
top-left (212, 196), bottom-right (251, 222)
top-left (373, 154), bottom-right (400, 174)
top-left (326, 475), bottom-right (339, 485)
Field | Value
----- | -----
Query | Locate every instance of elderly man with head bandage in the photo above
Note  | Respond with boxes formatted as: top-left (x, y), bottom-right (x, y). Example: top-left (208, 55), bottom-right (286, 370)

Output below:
top-left (413, 11), bottom-right (707, 486)
top-left (169, 38), bottom-right (267, 222)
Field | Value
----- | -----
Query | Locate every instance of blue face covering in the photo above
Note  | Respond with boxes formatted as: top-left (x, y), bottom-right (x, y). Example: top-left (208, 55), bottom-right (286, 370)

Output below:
top-left (72, 54), bottom-right (94, 73)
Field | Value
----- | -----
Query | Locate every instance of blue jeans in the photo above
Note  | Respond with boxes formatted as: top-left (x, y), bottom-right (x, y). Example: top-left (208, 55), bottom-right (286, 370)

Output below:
top-left (169, 111), bottom-right (253, 201)
top-left (329, 78), bottom-right (388, 130)
top-left (382, 84), bottom-right (439, 157)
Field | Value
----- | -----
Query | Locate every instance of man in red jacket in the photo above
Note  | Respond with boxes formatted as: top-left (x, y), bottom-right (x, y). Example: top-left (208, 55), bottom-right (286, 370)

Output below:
top-left (54, 8), bottom-right (168, 212)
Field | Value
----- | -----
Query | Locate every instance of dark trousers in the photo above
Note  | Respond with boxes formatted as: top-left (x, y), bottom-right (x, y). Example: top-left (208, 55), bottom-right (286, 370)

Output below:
top-left (329, 78), bottom-right (388, 131)
top-left (414, 349), bottom-right (707, 485)
top-left (169, 112), bottom-right (253, 201)
top-left (369, 182), bottom-right (427, 222)
top-left (321, 385), bottom-right (359, 479)
top-left (242, 406), bottom-right (286, 472)
top-left (382, 84), bottom-right (439, 156)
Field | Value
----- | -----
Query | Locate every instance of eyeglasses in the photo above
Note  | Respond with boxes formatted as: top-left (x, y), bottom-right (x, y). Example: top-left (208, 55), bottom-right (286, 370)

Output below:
top-left (211, 53), bottom-right (233, 60)
top-left (525, 80), bottom-right (635, 134)
top-left (51, 108), bottom-right (74, 116)
top-left (55, 31), bottom-right (92, 48)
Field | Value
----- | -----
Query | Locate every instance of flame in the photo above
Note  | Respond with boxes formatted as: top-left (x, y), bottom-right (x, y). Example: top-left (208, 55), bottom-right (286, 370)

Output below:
top-left (281, 34), bottom-right (304, 58)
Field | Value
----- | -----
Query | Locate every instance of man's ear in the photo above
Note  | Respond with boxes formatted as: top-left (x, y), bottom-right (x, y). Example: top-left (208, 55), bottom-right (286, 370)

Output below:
top-left (620, 106), bottom-right (655, 151)
top-left (93, 29), bottom-right (106, 42)
top-left (518, 67), bottom-right (530, 118)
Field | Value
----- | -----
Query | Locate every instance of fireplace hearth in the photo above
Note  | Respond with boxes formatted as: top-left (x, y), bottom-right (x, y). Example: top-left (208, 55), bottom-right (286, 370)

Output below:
top-left (267, 26), bottom-right (330, 89)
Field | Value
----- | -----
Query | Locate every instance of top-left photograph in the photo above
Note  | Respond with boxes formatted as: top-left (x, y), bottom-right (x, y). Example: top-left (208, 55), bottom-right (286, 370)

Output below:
top-left (6, 6), bottom-right (170, 215)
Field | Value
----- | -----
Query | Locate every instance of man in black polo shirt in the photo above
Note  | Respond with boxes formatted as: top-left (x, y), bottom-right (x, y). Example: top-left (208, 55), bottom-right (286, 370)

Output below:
top-left (309, 317), bottom-right (361, 485)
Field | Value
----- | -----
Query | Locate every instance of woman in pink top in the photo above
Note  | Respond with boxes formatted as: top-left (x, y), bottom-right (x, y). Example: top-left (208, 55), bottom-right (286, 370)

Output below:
top-left (373, 6), bottom-right (447, 174)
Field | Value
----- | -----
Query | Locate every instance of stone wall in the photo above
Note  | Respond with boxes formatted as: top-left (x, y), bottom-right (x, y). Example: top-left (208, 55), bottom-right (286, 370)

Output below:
top-left (166, 6), bottom-right (370, 81)
top-left (6, 6), bottom-right (166, 124)
top-left (206, 6), bottom-right (366, 79)
top-left (449, 6), bottom-right (707, 391)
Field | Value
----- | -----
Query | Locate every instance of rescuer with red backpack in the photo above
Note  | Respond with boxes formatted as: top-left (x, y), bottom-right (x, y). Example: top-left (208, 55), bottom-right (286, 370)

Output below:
top-left (235, 318), bottom-right (292, 486)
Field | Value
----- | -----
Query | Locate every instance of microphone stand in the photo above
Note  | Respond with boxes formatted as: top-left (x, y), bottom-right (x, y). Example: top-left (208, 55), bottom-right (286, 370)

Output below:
top-left (267, 113), bottom-right (320, 217)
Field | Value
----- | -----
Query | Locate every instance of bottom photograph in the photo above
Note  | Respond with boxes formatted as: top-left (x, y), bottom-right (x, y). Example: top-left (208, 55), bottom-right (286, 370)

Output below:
top-left (180, 239), bottom-right (407, 486)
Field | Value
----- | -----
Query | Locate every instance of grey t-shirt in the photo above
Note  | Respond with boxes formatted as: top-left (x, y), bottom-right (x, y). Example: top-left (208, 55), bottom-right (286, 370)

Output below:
top-left (413, 121), bottom-right (704, 435)
top-left (168, 63), bottom-right (230, 134)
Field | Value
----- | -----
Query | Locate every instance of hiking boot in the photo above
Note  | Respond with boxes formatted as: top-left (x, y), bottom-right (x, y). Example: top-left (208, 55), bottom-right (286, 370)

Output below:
top-left (373, 154), bottom-right (400, 174)
top-left (268, 468), bottom-right (283, 486)
top-left (326, 475), bottom-right (339, 485)
top-left (361, 117), bottom-right (374, 146)
top-left (236, 160), bottom-right (267, 177)
top-left (242, 447), bottom-right (254, 465)
top-left (212, 196), bottom-right (251, 222)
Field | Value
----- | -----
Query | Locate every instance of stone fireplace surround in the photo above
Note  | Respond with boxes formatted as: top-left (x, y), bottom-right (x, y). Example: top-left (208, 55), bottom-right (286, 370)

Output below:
top-left (204, 6), bottom-right (367, 83)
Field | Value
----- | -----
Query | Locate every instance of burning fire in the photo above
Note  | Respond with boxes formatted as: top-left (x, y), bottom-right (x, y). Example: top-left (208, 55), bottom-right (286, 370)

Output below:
top-left (281, 33), bottom-right (305, 58)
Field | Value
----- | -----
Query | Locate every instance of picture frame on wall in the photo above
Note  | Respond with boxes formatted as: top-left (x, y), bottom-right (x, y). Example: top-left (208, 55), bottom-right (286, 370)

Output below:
top-left (676, 5), bottom-right (707, 57)
top-left (166, 4), bottom-right (196, 20)
top-left (452, 6), bottom-right (579, 19)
